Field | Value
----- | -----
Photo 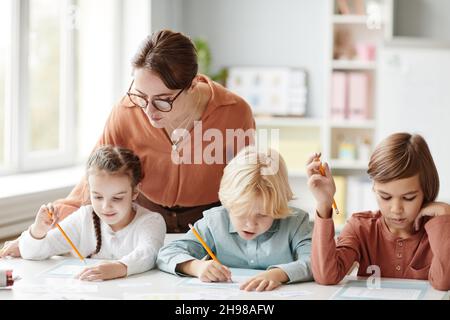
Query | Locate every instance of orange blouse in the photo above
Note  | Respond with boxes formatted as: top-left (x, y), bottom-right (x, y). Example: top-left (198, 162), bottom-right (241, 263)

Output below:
top-left (55, 75), bottom-right (255, 218)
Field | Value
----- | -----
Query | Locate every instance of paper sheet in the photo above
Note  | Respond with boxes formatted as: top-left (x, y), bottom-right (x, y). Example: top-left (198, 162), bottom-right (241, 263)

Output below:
top-left (123, 290), bottom-right (240, 300)
top-left (123, 292), bottom-right (205, 300)
top-left (42, 293), bottom-right (114, 300)
top-left (275, 290), bottom-right (313, 298)
top-left (331, 280), bottom-right (429, 300)
top-left (179, 268), bottom-right (261, 289)
top-left (338, 287), bottom-right (421, 300)
top-left (14, 283), bottom-right (98, 294)
top-left (38, 259), bottom-right (103, 278)
top-left (15, 292), bottom-right (114, 300)
top-left (117, 282), bottom-right (153, 288)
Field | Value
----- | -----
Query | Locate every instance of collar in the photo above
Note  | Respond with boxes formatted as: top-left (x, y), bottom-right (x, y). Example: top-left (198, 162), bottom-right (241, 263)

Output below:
top-left (228, 216), bottom-right (281, 234)
top-left (196, 74), bottom-right (237, 120)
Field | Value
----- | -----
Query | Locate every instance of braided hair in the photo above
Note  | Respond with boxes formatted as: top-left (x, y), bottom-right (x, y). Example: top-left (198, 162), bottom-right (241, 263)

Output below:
top-left (86, 145), bottom-right (143, 258)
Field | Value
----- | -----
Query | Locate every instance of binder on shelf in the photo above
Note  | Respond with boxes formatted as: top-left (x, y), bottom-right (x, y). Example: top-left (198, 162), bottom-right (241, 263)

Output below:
top-left (348, 72), bottom-right (369, 120)
top-left (331, 72), bottom-right (348, 120)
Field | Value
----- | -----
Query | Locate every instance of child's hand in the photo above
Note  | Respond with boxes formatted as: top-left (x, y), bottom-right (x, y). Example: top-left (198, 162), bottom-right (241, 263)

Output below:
top-left (239, 269), bottom-right (287, 292)
top-left (0, 238), bottom-right (21, 258)
top-left (306, 153), bottom-right (336, 218)
top-left (30, 203), bottom-right (59, 239)
top-left (414, 202), bottom-right (450, 231)
top-left (196, 260), bottom-right (232, 283)
top-left (77, 261), bottom-right (127, 281)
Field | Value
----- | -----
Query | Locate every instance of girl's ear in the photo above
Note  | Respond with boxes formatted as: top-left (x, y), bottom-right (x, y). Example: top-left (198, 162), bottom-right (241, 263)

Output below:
top-left (132, 183), bottom-right (141, 201)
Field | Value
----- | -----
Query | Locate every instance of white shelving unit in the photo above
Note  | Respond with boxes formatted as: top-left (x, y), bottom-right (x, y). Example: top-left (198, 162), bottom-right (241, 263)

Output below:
top-left (329, 119), bottom-right (375, 129)
top-left (255, 117), bottom-right (322, 128)
top-left (326, 0), bottom-right (393, 172)
top-left (254, 1), bottom-right (393, 228)
top-left (329, 159), bottom-right (368, 170)
top-left (255, 117), bottom-right (322, 176)
top-left (332, 14), bottom-right (368, 24)
top-left (255, 0), bottom-right (393, 178)
top-left (288, 169), bottom-right (308, 179)
top-left (332, 59), bottom-right (376, 70)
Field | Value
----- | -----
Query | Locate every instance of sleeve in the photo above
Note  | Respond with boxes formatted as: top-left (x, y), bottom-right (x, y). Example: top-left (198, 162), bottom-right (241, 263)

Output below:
top-left (311, 213), bottom-right (361, 285)
top-left (53, 102), bottom-right (126, 220)
top-left (268, 212), bottom-right (314, 283)
top-left (19, 207), bottom-right (86, 260)
top-left (119, 213), bottom-right (167, 276)
top-left (425, 214), bottom-right (450, 291)
top-left (156, 216), bottom-right (215, 276)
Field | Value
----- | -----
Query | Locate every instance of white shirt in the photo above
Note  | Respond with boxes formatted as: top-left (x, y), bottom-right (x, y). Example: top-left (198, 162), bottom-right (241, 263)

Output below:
top-left (19, 203), bottom-right (166, 276)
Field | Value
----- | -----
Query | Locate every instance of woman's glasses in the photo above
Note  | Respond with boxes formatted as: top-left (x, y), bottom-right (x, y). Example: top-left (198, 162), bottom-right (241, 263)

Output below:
top-left (126, 79), bottom-right (184, 112)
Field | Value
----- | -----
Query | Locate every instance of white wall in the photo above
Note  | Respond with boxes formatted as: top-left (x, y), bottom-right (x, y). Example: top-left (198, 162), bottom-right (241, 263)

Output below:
top-left (151, 0), bottom-right (330, 118)
top-left (151, 0), bottom-right (183, 32)
top-left (377, 41), bottom-right (450, 202)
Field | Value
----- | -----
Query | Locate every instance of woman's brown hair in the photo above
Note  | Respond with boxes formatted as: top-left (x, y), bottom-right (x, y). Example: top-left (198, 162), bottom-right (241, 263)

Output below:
top-left (131, 29), bottom-right (198, 90)
top-left (85, 145), bottom-right (143, 258)
top-left (367, 132), bottom-right (439, 205)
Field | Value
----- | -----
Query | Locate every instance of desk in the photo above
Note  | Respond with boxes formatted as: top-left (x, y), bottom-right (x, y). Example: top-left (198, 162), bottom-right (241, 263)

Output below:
top-left (0, 234), bottom-right (448, 300)
top-left (1, 258), bottom-right (447, 300)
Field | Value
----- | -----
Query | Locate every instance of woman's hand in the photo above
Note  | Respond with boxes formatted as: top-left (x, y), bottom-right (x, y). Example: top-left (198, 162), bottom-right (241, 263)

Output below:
top-left (414, 202), bottom-right (450, 231)
top-left (0, 238), bottom-right (21, 258)
top-left (195, 260), bottom-right (232, 283)
top-left (30, 203), bottom-right (59, 240)
top-left (77, 261), bottom-right (127, 281)
top-left (240, 269), bottom-right (288, 292)
top-left (306, 153), bottom-right (336, 219)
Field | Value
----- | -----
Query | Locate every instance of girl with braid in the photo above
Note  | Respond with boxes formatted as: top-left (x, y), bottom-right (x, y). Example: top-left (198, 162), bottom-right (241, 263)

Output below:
top-left (18, 145), bottom-right (166, 281)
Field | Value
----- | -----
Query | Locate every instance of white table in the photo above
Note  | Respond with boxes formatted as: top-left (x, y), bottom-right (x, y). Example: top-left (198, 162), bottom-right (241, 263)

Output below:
top-left (1, 257), bottom-right (447, 300)
top-left (0, 233), bottom-right (448, 300)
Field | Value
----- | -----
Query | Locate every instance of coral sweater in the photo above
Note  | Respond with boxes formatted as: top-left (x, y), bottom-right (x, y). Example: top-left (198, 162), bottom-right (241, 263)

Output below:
top-left (54, 75), bottom-right (255, 218)
top-left (312, 211), bottom-right (450, 291)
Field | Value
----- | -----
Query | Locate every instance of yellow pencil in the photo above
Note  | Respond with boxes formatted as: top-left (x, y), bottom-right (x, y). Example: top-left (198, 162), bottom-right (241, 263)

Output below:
top-left (317, 158), bottom-right (340, 215)
top-left (48, 211), bottom-right (86, 264)
top-left (188, 224), bottom-right (233, 282)
top-left (188, 223), bottom-right (221, 264)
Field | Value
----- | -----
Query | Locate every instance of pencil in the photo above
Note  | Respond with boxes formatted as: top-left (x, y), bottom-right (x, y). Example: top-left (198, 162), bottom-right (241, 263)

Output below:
top-left (188, 224), bottom-right (233, 283)
top-left (316, 158), bottom-right (340, 215)
top-left (47, 211), bottom-right (86, 264)
top-left (188, 223), bottom-right (221, 264)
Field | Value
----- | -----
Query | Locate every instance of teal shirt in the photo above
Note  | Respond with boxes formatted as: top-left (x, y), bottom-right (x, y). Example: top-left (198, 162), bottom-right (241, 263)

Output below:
top-left (157, 206), bottom-right (313, 283)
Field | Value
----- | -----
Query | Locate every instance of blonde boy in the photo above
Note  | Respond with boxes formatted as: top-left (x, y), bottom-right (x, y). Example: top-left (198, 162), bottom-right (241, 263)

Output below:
top-left (157, 146), bottom-right (313, 291)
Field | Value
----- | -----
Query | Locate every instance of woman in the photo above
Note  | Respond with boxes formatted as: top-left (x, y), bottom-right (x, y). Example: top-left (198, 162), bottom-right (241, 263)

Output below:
top-left (0, 29), bottom-right (254, 257)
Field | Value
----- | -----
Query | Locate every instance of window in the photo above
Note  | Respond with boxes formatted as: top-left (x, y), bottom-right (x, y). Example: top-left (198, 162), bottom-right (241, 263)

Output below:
top-left (75, 0), bottom-right (151, 159)
top-left (75, 0), bottom-right (120, 160)
top-left (0, 1), bottom-right (9, 167)
top-left (20, 0), bottom-right (76, 170)
top-left (28, 0), bottom-right (61, 152)
top-left (0, 0), bottom-right (151, 176)
top-left (0, 0), bottom-right (75, 174)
